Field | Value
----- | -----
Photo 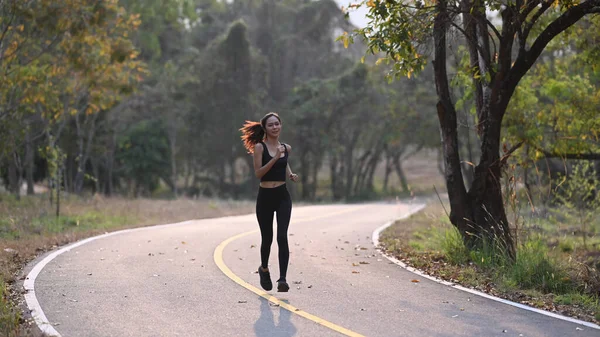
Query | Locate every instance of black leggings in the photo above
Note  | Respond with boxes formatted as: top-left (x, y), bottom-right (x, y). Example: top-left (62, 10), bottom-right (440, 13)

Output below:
top-left (256, 184), bottom-right (292, 281)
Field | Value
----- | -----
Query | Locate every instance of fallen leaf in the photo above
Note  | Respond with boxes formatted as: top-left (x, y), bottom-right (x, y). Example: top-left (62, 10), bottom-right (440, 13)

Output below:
top-left (87, 273), bottom-right (92, 276)
top-left (359, 261), bottom-right (370, 265)
top-left (352, 263), bottom-right (359, 266)
top-left (250, 245), bottom-right (256, 248)
top-left (352, 271), bottom-right (360, 274)
top-left (238, 300), bottom-right (247, 303)
top-left (181, 241), bottom-right (186, 244)
top-left (411, 279), bottom-right (420, 283)
top-left (308, 285), bottom-right (313, 289)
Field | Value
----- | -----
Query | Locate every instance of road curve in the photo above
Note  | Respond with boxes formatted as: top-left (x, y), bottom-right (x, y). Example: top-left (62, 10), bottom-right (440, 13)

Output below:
top-left (23, 201), bottom-right (597, 337)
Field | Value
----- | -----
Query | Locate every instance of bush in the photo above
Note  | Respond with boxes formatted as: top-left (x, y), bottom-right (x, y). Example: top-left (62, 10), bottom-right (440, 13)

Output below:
top-left (0, 281), bottom-right (19, 337)
top-left (509, 240), bottom-right (571, 294)
top-left (440, 228), bottom-right (469, 264)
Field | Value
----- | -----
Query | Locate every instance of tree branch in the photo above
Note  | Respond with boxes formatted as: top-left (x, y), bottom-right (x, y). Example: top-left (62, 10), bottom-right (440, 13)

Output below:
top-left (499, 141), bottom-right (524, 167)
top-left (519, 0), bottom-right (543, 21)
top-left (529, 0), bottom-right (599, 64)
top-left (484, 17), bottom-right (502, 44)
top-left (448, 21), bottom-right (492, 73)
top-left (508, 0), bottom-right (600, 91)
top-left (537, 148), bottom-right (600, 160)
top-left (520, 0), bottom-right (554, 51)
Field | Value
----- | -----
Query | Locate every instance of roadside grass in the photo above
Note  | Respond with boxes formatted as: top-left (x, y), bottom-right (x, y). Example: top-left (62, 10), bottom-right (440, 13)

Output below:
top-left (0, 193), bottom-right (255, 336)
top-left (379, 201), bottom-right (600, 324)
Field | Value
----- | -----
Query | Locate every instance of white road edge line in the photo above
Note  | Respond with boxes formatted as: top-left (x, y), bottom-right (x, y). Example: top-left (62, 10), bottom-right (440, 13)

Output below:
top-left (22, 218), bottom-right (201, 337)
top-left (372, 202), bottom-right (600, 331)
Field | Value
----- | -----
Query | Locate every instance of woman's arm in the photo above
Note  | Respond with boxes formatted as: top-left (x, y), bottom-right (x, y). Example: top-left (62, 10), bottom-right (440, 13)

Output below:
top-left (287, 164), bottom-right (299, 182)
top-left (284, 144), bottom-right (299, 182)
top-left (253, 143), bottom-right (283, 179)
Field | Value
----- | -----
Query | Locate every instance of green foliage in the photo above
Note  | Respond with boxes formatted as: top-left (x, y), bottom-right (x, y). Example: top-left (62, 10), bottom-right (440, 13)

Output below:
top-left (440, 228), bottom-right (469, 265)
top-left (117, 120), bottom-right (171, 195)
top-left (408, 221), bottom-right (573, 294)
top-left (555, 293), bottom-right (600, 319)
top-left (0, 280), bottom-right (20, 337)
top-left (345, 1), bottom-right (431, 79)
top-left (30, 212), bottom-right (131, 235)
top-left (552, 161), bottom-right (600, 247)
top-left (120, 0), bottom-right (197, 61)
top-left (507, 240), bottom-right (571, 294)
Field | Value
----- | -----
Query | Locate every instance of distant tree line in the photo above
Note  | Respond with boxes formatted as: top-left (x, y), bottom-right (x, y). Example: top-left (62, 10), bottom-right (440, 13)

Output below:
top-left (0, 0), bottom-right (441, 201)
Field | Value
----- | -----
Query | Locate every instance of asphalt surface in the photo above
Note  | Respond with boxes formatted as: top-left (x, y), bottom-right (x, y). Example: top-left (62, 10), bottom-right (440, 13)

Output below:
top-left (25, 201), bottom-right (597, 337)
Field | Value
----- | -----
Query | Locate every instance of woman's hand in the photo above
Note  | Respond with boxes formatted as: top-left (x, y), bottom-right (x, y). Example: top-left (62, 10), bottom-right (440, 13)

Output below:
top-left (289, 173), bottom-right (299, 182)
top-left (275, 144), bottom-right (285, 158)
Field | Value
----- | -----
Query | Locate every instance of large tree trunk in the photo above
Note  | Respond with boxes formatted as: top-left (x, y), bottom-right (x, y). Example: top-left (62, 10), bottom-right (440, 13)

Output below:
top-left (433, 1), bottom-right (515, 259)
top-left (383, 151), bottom-right (392, 192)
top-left (74, 112), bottom-right (99, 194)
top-left (393, 156), bottom-right (409, 193)
top-left (468, 115), bottom-right (515, 257)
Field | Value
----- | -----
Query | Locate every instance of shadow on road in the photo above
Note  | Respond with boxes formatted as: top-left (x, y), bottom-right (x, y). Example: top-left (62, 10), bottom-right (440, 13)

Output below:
top-left (253, 297), bottom-right (297, 337)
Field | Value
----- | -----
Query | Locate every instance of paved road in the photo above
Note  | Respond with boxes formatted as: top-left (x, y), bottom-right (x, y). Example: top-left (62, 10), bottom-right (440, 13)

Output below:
top-left (25, 202), bottom-right (597, 337)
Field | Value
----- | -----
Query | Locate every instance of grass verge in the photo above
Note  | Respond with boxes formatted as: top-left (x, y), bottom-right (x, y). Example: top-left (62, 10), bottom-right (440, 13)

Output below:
top-left (379, 202), bottom-right (600, 325)
top-left (0, 193), bottom-right (255, 336)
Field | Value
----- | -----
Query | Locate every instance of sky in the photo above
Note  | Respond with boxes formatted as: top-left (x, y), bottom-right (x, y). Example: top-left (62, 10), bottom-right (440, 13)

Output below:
top-left (332, 0), bottom-right (370, 28)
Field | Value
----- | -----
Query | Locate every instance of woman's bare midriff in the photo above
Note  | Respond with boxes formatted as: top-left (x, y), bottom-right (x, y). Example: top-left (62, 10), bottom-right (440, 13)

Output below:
top-left (260, 181), bottom-right (286, 188)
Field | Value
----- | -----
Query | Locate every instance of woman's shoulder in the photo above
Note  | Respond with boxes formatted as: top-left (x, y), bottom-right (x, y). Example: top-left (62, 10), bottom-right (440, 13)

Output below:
top-left (254, 142), bottom-right (264, 152)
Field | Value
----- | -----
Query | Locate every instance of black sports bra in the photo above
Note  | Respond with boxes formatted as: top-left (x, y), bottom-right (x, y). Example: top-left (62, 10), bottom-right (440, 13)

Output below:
top-left (260, 142), bottom-right (288, 182)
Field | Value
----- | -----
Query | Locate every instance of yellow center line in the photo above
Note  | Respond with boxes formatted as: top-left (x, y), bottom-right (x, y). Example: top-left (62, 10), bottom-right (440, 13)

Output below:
top-left (213, 205), bottom-right (369, 337)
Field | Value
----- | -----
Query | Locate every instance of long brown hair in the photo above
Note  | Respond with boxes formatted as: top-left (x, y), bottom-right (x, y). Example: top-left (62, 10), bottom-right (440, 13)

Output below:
top-left (240, 112), bottom-right (281, 154)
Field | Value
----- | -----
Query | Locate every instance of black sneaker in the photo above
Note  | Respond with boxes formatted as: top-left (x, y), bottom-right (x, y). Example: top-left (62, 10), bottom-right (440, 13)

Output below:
top-left (277, 279), bottom-right (289, 292)
top-left (258, 266), bottom-right (272, 291)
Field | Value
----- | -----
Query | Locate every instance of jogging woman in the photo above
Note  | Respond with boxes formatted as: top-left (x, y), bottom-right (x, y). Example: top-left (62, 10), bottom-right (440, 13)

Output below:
top-left (240, 112), bottom-right (299, 292)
